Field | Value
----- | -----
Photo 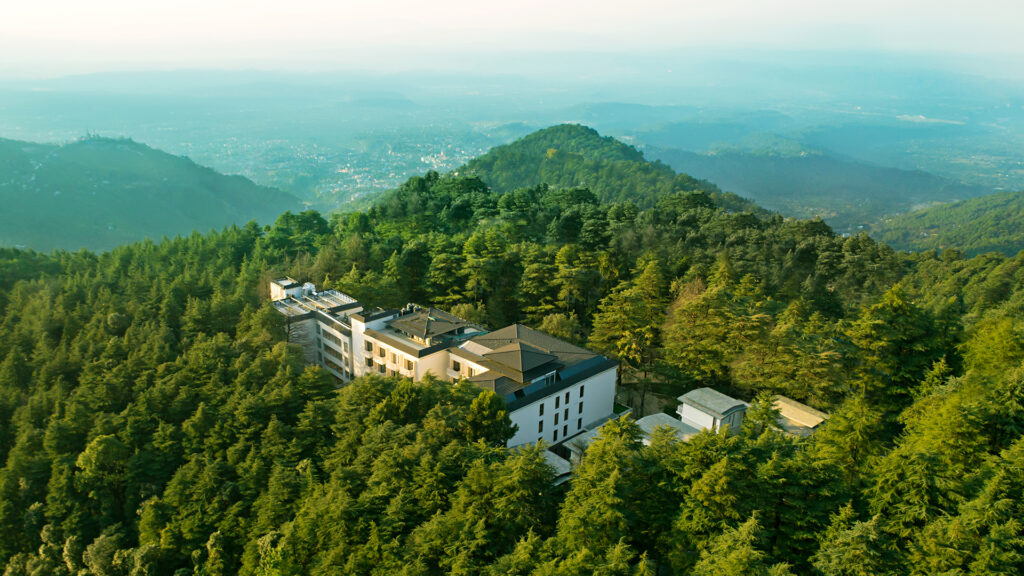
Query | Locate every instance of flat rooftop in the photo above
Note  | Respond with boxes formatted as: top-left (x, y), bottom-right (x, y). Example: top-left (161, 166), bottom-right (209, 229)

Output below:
top-left (636, 412), bottom-right (701, 442)
top-left (774, 395), bottom-right (829, 437)
top-left (272, 289), bottom-right (359, 318)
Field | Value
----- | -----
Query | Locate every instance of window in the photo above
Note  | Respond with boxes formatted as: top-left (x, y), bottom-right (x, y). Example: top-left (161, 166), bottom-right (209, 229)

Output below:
top-left (343, 342), bottom-right (350, 352)
top-left (565, 391), bottom-right (570, 403)
top-left (391, 352), bottom-right (397, 363)
top-left (452, 360), bottom-right (462, 372)
top-left (555, 396), bottom-right (560, 409)
top-left (538, 421), bottom-right (543, 433)
top-left (554, 413), bottom-right (559, 425)
top-left (579, 401), bottom-right (583, 414)
top-left (377, 364), bottom-right (385, 374)
top-left (539, 403), bottom-right (544, 416)
top-left (406, 359), bottom-right (413, 370)
top-left (467, 368), bottom-right (475, 377)
top-left (580, 385), bottom-right (585, 398)
top-left (377, 347), bottom-right (385, 357)
top-left (563, 425), bottom-right (567, 437)
top-left (564, 408), bottom-right (568, 420)
top-left (553, 430), bottom-right (558, 442)
top-left (365, 358), bottom-right (373, 367)
top-left (365, 342), bottom-right (373, 352)
top-left (577, 418), bottom-right (582, 430)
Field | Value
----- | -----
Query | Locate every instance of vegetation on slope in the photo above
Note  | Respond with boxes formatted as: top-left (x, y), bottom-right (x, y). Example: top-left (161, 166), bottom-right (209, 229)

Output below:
top-left (460, 124), bottom-right (756, 211)
top-left (0, 136), bottom-right (301, 252)
top-left (873, 189), bottom-right (1024, 256)
top-left (0, 128), bottom-right (1022, 574)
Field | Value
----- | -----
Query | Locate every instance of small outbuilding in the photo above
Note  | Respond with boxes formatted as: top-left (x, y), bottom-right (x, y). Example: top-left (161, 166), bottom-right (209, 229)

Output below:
top-left (677, 387), bottom-right (749, 435)
top-left (773, 395), bottom-right (829, 437)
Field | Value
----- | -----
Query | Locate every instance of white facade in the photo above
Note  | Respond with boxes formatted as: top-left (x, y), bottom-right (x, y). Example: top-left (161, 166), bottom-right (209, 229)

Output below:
top-left (271, 280), bottom-right (618, 448)
top-left (507, 366), bottom-right (616, 447)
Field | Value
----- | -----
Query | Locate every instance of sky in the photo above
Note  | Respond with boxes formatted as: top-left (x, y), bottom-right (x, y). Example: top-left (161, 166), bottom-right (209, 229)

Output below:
top-left (1, 0), bottom-right (1022, 77)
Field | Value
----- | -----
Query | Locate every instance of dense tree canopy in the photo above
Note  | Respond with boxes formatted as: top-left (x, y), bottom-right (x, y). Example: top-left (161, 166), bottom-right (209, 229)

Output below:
top-left (2, 142), bottom-right (1024, 574)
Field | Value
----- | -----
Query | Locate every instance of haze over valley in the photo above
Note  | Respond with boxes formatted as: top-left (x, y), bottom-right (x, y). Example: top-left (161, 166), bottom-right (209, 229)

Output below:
top-left (5, 3), bottom-right (1024, 575)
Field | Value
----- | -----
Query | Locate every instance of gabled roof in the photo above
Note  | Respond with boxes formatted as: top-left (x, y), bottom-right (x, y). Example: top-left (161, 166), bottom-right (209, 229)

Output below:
top-left (470, 324), bottom-right (596, 369)
top-left (483, 341), bottom-right (556, 374)
top-left (677, 387), bottom-right (748, 418)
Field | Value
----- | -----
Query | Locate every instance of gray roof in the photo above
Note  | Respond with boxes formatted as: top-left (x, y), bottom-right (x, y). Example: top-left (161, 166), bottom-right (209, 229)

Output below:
top-left (484, 341), bottom-right (556, 373)
top-left (388, 307), bottom-right (478, 340)
top-left (677, 387), bottom-right (749, 418)
top-left (636, 412), bottom-right (701, 442)
top-left (470, 324), bottom-right (596, 369)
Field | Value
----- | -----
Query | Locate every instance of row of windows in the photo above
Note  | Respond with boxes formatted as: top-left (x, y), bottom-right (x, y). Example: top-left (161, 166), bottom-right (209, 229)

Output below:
top-left (322, 345), bottom-right (346, 363)
top-left (540, 419), bottom-right (583, 443)
top-left (321, 330), bottom-right (343, 348)
top-left (539, 386), bottom-right (585, 417)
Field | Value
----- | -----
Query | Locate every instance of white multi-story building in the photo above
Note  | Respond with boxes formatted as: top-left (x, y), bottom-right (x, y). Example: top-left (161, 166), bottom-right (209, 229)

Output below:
top-left (269, 278), bottom-right (618, 448)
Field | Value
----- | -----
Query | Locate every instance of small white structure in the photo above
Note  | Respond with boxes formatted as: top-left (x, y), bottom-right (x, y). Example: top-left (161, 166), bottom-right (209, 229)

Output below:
top-left (773, 395), bottom-right (829, 437)
top-left (677, 387), bottom-right (749, 435)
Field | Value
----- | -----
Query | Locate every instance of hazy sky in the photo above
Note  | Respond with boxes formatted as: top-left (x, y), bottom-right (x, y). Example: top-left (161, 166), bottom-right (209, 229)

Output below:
top-left (2, 0), bottom-right (1022, 77)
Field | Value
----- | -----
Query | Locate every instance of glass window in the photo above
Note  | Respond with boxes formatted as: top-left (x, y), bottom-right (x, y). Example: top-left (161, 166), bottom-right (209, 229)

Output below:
top-left (539, 403), bottom-right (544, 416)
top-left (365, 358), bottom-right (373, 367)
top-left (553, 430), bottom-right (558, 442)
top-left (406, 359), bottom-right (413, 370)
top-left (577, 418), bottom-right (582, 430)
top-left (554, 413), bottom-right (559, 425)
top-left (565, 392), bottom-right (570, 403)
top-left (563, 425), bottom-right (567, 437)
top-left (564, 408), bottom-right (568, 420)
top-left (555, 396), bottom-right (560, 409)
top-left (452, 360), bottom-right (462, 371)
top-left (580, 385), bottom-right (585, 398)
top-left (538, 421), bottom-right (543, 433)
top-left (365, 342), bottom-right (373, 352)
top-left (579, 401), bottom-right (583, 413)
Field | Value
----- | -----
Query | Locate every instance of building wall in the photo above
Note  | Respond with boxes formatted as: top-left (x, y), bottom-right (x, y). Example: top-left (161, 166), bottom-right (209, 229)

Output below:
top-left (506, 366), bottom-right (616, 448)
top-left (416, 350), bottom-right (450, 381)
top-left (318, 322), bottom-right (353, 380)
top-left (680, 404), bottom-right (716, 431)
top-left (286, 317), bottom-right (318, 365)
top-left (720, 409), bottom-right (745, 434)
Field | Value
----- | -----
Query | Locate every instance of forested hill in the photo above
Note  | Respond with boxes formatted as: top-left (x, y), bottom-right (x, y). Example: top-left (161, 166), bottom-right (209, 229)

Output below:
top-left (460, 123), bottom-right (758, 211)
top-left (3, 153), bottom-right (1024, 573)
top-left (648, 146), bottom-right (991, 233)
top-left (873, 189), bottom-right (1024, 256)
top-left (0, 136), bottom-right (301, 252)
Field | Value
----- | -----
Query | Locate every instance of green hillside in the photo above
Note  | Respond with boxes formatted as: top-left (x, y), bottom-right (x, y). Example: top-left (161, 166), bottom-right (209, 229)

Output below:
top-left (460, 124), bottom-right (757, 211)
top-left (648, 146), bottom-right (992, 232)
top-left (0, 136), bottom-right (301, 252)
top-left (873, 189), bottom-right (1024, 256)
top-left (3, 126), bottom-right (1024, 574)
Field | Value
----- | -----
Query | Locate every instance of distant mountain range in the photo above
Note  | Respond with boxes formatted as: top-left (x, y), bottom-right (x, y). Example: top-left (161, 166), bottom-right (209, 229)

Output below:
top-left (0, 136), bottom-right (301, 252)
top-left (872, 190), bottom-right (1024, 256)
top-left (646, 147), bottom-right (993, 232)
